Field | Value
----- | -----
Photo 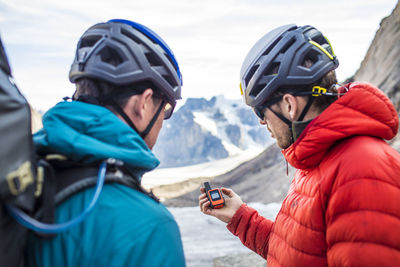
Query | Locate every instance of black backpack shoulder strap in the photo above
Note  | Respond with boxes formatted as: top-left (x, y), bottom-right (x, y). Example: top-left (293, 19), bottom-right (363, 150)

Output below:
top-left (35, 157), bottom-right (159, 230)
top-left (53, 165), bottom-right (150, 205)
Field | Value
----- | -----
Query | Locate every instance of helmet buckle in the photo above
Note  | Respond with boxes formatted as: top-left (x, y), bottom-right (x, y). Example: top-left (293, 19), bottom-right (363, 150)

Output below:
top-left (312, 86), bottom-right (327, 97)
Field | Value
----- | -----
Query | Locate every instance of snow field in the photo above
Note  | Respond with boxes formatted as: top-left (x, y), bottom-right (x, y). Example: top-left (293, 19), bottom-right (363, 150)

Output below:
top-left (169, 202), bottom-right (281, 267)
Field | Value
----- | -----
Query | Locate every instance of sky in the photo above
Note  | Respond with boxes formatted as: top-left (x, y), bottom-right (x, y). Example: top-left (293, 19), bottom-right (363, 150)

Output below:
top-left (0, 0), bottom-right (398, 111)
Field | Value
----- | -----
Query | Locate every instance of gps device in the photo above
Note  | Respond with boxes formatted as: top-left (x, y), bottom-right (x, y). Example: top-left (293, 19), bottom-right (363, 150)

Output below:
top-left (203, 182), bottom-right (225, 209)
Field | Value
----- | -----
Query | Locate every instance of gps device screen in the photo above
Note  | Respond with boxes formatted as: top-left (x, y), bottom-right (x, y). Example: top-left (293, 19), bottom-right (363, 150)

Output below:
top-left (210, 191), bottom-right (221, 200)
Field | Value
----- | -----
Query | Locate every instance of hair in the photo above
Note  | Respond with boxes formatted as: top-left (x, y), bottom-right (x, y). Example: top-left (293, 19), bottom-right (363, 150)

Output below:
top-left (72, 78), bottom-right (162, 108)
top-left (269, 59), bottom-right (338, 113)
top-left (311, 69), bottom-right (338, 111)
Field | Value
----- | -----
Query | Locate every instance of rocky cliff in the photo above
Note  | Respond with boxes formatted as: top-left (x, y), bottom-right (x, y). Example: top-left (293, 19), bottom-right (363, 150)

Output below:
top-left (352, 1), bottom-right (400, 147)
top-left (352, 1), bottom-right (400, 112)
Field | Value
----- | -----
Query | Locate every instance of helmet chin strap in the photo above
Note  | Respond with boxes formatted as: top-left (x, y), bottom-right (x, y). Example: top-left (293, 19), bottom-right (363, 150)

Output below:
top-left (140, 100), bottom-right (164, 138)
top-left (268, 96), bottom-right (315, 144)
top-left (108, 99), bottom-right (164, 140)
top-left (78, 93), bottom-right (164, 140)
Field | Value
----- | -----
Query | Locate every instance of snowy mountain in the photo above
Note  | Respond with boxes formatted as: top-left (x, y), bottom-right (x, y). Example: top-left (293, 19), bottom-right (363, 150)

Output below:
top-left (153, 95), bottom-right (272, 168)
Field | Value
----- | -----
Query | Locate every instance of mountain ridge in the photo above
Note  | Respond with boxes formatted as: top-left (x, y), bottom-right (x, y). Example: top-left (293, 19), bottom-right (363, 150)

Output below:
top-left (153, 95), bottom-right (271, 168)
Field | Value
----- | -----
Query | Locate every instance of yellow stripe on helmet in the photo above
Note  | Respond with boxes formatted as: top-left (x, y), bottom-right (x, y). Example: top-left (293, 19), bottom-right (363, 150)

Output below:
top-left (309, 40), bottom-right (334, 61)
top-left (324, 36), bottom-right (336, 57)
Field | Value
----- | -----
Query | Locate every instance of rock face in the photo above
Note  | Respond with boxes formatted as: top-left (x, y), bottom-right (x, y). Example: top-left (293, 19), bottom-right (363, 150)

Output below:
top-left (352, 1), bottom-right (400, 112)
top-left (153, 95), bottom-right (271, 167)
top-left (155, 107), bottom-right (229, 167)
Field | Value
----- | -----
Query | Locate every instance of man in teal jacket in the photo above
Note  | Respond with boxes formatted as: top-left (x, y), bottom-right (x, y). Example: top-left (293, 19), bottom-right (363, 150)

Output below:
top-left (26, 19), bottom-right (185, 266)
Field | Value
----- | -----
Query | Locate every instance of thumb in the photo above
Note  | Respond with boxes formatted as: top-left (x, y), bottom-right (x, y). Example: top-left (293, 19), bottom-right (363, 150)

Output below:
top-left (221, 188), bottom-right (236, 198)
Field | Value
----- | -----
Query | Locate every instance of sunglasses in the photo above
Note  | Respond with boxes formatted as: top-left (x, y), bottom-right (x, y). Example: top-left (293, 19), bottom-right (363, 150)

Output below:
top-left (163, 101), bottom-right (175, 120)
top-left (153, 92), bottom-right (176, 120)
top-left (253, 95), bottom-right (283, 120)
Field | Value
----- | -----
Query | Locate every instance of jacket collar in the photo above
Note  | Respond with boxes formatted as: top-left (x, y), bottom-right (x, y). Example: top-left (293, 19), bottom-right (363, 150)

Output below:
top-left (34, 100), bottom-right (160, 180)
top-left (282, 82), bottom-right (399, 169)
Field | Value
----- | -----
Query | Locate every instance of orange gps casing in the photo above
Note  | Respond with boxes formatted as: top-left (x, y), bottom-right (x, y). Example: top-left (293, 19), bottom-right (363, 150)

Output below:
top-left (204, 182), bottom-right (225, 209)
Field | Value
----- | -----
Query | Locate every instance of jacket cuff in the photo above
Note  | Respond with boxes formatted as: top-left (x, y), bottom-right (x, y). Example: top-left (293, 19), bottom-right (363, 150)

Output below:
top-left (227, 203), bottom-right (252, 234)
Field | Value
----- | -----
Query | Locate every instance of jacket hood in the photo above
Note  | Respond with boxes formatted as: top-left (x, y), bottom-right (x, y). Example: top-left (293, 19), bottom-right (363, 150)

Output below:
top-left (283, 82), bottom-right (399, 169)
top-left (34, 101), bottom-right (160, 179)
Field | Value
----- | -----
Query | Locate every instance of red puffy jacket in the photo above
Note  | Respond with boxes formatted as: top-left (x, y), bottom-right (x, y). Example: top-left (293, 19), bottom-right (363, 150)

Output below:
top-left (227, 83), bottom-right (400, 266)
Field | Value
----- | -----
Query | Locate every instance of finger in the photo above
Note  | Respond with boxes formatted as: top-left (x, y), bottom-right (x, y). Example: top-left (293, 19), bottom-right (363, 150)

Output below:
top-left (199, 196), bottom-right (208, 206)
top-left (199, 196), bottom-right (209, 208)
top-left (200, 200), bottom-right (211, 213)
top-left (199, 187), bottom-right (205, 193)
top-left (198, 193), bottom-right (206, 201)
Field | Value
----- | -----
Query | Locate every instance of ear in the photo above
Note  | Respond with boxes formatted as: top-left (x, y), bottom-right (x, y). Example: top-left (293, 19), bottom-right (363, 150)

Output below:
top-left (134, 88), bottom-right (154, 119)
top-left (281, 94), bottom-right (299, 121)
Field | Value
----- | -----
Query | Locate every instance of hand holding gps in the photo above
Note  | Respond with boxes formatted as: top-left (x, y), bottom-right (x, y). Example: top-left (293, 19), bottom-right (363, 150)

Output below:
top-left (203, 182), bottom-right (225, 209)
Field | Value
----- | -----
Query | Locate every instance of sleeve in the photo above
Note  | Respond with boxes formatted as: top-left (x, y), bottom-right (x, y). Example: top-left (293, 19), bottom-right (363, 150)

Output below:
top-left (325, 175), bottom-right (400, 266)
top-left (226, 203), bottom-right (274, 259)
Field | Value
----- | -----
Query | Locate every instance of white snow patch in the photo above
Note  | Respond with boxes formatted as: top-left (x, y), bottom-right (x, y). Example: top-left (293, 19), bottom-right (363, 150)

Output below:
top-left (142, 149), bottom-right (264, 188)
top-left (193, 111), bottom-right (218, 135)
top-left (169, 202), bottom-right (281, 267)
top-left (221, 140), bottom-right (243, 156)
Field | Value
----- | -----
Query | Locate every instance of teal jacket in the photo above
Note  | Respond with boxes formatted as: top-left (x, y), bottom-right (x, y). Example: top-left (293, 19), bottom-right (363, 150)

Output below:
top-left (26, 101), bottom-right (186, 267)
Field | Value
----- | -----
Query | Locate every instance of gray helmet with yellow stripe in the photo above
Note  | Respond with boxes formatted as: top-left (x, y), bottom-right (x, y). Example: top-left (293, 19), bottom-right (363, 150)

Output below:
top-left (240, 24), bottom-right (339, 108)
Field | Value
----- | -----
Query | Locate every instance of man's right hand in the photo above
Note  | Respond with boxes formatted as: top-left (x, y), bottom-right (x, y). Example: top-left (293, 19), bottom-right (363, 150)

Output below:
top-left (199, 187), bottom-right (243, 223)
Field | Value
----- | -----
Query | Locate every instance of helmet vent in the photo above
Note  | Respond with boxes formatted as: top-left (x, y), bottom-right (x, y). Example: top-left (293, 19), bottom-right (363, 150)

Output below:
top-left (145, 52), bottom-right (162, 67)
top-left (302, 50), bottom-right (319, 68)
top-left (80, 35), bottom-right (102, 48)
top-left (264, 62), bottom-right (280, 76)
top-left (121, 25), bottom-right (180, 84)
top-left (279, 37), bottom-right (295, 54)
top-left (262, 36), bottom-right (282, 56)
top-left (121, 28), bottom-right (143, 45)
top-left (250, 83), bottom-right (266, 97)
top-left (244, 65), bottom-right (259, 88)
top-left (162, 74), bottom-right (175, 87)
top-left (163, 51), bottom-right (178, 73)
top-left (99, 46), bottom-right (124, 67)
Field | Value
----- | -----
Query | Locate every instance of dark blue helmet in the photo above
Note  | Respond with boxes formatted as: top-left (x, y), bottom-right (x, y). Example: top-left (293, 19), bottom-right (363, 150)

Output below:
top-left (69, 19), bottom-right (182, 104)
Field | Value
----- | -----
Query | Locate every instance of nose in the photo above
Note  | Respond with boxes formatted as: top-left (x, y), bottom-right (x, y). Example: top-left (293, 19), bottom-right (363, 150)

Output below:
top-left (259, 118), bottom-right (267, 125)
top-left (267, 124), bottom-right (272, 133)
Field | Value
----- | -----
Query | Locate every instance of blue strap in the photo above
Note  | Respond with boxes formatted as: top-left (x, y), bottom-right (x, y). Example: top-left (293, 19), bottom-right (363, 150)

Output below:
top-left (6, 160), bottom-right (107, 234)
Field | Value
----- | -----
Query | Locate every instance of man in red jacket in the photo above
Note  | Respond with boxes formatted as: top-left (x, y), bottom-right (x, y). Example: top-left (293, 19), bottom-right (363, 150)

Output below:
top-left (199, 24), bottom-right (400, 266)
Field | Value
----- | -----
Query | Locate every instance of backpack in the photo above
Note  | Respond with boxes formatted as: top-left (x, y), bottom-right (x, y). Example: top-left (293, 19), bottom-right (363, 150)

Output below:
top-left (0, 35), bottom-right (37, 266)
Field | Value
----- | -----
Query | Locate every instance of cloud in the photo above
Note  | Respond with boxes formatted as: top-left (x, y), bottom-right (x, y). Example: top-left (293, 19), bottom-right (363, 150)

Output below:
top-left (0, 0), bottom-right (397, 110)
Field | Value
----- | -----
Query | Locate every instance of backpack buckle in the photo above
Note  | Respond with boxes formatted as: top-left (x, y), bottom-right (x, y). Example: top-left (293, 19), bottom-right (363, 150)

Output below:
top-left (6, 161), bottom-right (34, 196)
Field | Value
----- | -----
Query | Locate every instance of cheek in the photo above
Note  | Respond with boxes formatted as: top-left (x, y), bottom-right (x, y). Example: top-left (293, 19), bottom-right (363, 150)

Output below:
top-left (265, 116), bottom-right (275, 131)
top-left (154, 114), bottom-right (164, 133)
